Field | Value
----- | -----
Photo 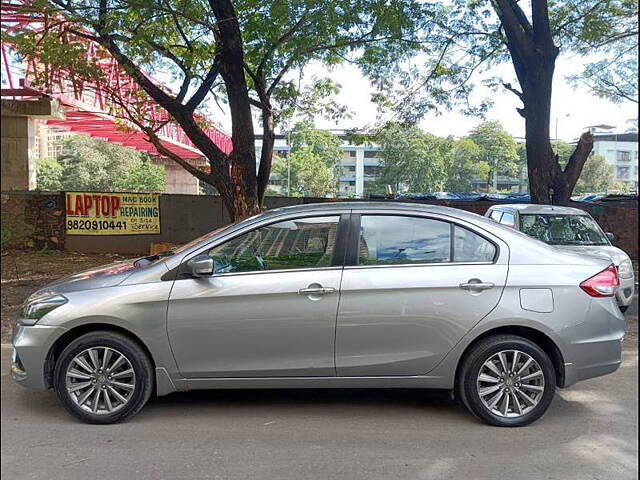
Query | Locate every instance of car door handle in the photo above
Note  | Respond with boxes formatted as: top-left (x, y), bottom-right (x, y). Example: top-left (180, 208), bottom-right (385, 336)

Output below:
top-left (459, 281), bottom-right (495, 291)
top-left (298, 287), bottom-right (336, 295)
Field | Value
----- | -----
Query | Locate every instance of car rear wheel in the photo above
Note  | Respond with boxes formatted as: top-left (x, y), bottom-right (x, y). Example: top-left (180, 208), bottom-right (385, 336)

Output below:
top-left (458, 335), bottom-right (556, 427)
top-left (53, 331), bottom-right (154, 424)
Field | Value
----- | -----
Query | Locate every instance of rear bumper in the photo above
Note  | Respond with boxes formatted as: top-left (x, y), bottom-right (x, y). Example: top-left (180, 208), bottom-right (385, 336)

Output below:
top-left (616, 276), bottom-right (635, 307)
top-left (558, 298), bottom-right (625, 388)
top-left (562, 339), bottom-right (622, 387)
top-left (11, 324), bottom-right (67, 390)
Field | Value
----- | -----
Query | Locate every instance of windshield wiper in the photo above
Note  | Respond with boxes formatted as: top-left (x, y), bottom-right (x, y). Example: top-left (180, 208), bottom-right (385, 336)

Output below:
top-left (133, 247), bottom-right (177, 267)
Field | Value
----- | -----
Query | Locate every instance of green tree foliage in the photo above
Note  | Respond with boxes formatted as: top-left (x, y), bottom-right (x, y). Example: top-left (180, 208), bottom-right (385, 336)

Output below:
top-left (271, 122), bottom-right (342, 197)
top-left (574, 155), bottom-right (620, 194)
top-left (442, 137), bottom-right (487, 192)
top-left (370, 123), bottom-right (447, 194)
top-left (360, 121), bottom-right (523, 195)
top-left (8, 0), bottom-right (430, 219)
top-left (370, 0), bottom-right (635, 203)
top-left (566, 0), bottom-right (638, 103)
top-left (36, 136), bottom-right (164, 192)
top-left (35, 157), bottom-right (64, 191)
top-left (468, 121), bottom-right (519, 188)
top-left (11, 0), bottom-right (632, 210)
top-left (117, 158), bottom-right (166, 192)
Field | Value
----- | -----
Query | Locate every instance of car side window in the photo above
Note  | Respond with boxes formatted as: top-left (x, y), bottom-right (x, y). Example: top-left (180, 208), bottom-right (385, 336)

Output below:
top-left (453, 226), bottom-right (496, 262)
top-left (500, 212), bottom-right (515, 227)
top-left (489, 210), bottom-right (503, 222)
top-left (207, 216), bottom-right (340, 273)
top-left (358, 216), bottom-right (451, 265)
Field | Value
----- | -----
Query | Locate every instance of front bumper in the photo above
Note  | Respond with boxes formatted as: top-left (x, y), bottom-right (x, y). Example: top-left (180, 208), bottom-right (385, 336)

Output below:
top-left (11, 324), bottom-right (67, 390)
top-left (616, 275), bottom-right (635, 307)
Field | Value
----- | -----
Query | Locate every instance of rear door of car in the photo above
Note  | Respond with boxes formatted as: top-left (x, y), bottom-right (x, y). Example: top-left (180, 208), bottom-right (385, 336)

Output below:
top-left (335, 210), bottom-right (509, 377)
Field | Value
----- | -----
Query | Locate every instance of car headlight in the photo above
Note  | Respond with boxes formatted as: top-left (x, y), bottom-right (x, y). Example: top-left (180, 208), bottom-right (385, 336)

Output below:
top-left (617, 259), bottom-right (634, 280)
top-left (20, 295), bottom-right (67, 325)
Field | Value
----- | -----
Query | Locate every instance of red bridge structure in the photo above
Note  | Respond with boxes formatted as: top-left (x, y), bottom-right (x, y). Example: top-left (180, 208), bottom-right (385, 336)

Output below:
top-left (1, 1), bottom-right (231, 192)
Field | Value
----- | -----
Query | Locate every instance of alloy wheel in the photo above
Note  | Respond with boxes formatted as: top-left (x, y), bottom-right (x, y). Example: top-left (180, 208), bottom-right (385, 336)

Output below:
top-left (65, 346), bottom-right (136, 415)
top-left (476, 349), bottom-right (545, 418)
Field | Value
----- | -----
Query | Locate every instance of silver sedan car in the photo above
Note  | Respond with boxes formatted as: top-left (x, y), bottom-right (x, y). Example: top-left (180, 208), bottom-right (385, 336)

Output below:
top-left (11, 202), bottom-right (624, 426)
top-left (485, 204), bottom-right (635, 311)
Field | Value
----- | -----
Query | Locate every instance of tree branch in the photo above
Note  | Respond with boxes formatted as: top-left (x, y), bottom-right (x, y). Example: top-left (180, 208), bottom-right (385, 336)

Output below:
top-left (492, 0), bottom-right (535, 61)
top-left (531, 0), bottom-right (555, 50)
top-left (146, 129), bottom-right (216, 183)
top-left (553, 0), bottom-right (607, 37)
top-left (185, 61), bottom-right (221, 111)
top-left (248, 97), bottom-right (266, 109)
top-left (563, 131), bottom-right (594, 186)
top-left (502, 81), bottom-right (523, 99)
top-left (508, 0), bottom-right (533, 35)
top-left (65, 26), bottom-right (179, 111)
top-left (256, 10), bottom-right (308, 79)
top-left (162, 0), bottom-right (195, 52)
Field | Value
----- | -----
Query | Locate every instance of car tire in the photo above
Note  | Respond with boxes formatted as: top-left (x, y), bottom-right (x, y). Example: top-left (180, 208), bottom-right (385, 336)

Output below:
top-left (53, 331), bottom-right (154, 424)
top-left (457, 334), bottom-right (556, 427)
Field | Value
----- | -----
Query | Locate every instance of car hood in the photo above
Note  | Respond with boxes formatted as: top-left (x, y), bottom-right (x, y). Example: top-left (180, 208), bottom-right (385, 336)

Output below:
top-left (553, 245), bottom-right (630, 266)
top-left (36, 259), bottom-right (141, 295)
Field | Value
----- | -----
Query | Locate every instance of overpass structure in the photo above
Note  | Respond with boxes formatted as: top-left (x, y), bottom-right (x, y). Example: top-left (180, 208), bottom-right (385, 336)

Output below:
top-left (1, 1), bottom-right (231, 193)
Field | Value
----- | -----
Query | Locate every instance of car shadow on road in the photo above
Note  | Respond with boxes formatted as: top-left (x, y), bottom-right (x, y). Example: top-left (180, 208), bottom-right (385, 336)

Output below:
top-left (138, 386), bottom-right (589, 428)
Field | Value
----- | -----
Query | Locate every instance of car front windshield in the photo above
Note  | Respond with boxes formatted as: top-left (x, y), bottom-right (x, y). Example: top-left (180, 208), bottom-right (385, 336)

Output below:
top-left (133, 224), bottom-right (236, 267)
top-left (519, 214), bottom-right (609, 246)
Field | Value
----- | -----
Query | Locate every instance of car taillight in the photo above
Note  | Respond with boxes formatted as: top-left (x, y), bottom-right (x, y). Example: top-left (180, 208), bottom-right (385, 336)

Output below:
top-left (579, 264), bottom-right (619, 297)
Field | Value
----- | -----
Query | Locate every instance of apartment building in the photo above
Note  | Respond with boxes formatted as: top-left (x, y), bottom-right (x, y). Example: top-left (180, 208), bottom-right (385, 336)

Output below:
top-left (35, 123), bottom-right (72, 159)
top-left (587, 126), bottom-right (639, 192)
top-left (255, 130), bottom-right (382, 197)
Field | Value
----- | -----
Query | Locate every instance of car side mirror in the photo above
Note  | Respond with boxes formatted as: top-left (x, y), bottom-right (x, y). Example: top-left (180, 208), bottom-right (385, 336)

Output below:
top-left (605, 232), bottom-right (615, 243)
top-left (186, 254), bottom-right (214, 277)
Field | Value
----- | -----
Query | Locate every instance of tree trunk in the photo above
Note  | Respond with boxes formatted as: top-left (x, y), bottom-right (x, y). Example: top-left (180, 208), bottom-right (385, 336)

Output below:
top-left (521, 65), bottom-right (593, 206)
top-left (216, 151), bottom-right (260, 220)
top-left (256, 109), bottom-right (275, 204)
top-left (209, 0), bottom-right (259, 221)
top-left (494, 0), bottom-right (594, 206)
top-left (519, 53), bottom-right (556, 204)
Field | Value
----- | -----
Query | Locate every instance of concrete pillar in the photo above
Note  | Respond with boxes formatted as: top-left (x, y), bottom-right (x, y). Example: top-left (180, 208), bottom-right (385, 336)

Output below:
top-left (164, 163), bottom-right (200, 194)
top-left (355, 147), bottom-right (365, 197)
top-left (1, 98), bottom-right (65, 191)
top-left (1, 116), bottom-right (37, 190)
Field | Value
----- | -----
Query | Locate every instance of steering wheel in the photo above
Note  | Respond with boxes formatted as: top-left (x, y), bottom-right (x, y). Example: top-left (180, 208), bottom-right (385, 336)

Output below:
top-left (255, 255), bottom-right (266, 270)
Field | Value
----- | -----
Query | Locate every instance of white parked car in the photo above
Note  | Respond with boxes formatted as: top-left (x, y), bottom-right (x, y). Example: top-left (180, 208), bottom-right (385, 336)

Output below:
top-left (486, 204), bottom-right (635, 312)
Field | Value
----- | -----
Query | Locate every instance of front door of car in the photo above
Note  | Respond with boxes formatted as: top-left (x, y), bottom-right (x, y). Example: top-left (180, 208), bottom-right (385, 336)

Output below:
top-left (167, 214), bottom-right (347, 378)
top-left (336, 213), bottom-right (508, 377)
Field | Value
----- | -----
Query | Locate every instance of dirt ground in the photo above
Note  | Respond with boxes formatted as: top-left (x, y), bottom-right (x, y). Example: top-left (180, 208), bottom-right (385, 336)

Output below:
top-left (1, 250), bottom-right (127, 343)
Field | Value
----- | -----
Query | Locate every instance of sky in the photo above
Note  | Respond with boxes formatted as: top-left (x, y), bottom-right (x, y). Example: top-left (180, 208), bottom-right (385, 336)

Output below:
top-left (213, 54), bottom-right (637, 143)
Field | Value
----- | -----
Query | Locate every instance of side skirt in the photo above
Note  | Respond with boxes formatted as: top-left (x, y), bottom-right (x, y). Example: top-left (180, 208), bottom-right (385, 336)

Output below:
top-left (183, 375), bottom-right (452, 391)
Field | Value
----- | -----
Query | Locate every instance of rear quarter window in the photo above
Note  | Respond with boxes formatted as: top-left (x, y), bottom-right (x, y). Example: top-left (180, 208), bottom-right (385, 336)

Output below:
top-left (500, 212), bottom-right (515, 227)
top-left (489, 210), bottom-right (503, 222)
top-left (453, 226), bottom-right (496, 262)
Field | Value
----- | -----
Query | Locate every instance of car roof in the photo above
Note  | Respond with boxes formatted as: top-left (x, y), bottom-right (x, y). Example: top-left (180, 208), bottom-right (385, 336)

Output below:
top-left (263, 201), bottom-right (485, 221)
top-left (488, 204), bottom-right (588, 215)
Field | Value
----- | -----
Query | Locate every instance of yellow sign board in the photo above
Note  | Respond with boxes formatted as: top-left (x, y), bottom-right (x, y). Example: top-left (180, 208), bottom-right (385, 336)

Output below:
top-left (65, 192), bottom-right (161, 235)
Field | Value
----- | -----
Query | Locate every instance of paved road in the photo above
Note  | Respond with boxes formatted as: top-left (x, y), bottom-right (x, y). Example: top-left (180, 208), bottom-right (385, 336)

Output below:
top-left (1, 344), bottom-right (637, 480)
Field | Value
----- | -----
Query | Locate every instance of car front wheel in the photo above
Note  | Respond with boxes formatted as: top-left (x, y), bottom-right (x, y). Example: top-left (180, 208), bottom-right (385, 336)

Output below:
top-left (53, 331), bottom-right (154, 424)
top-left (458, 335), bottom-right (556, 427)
